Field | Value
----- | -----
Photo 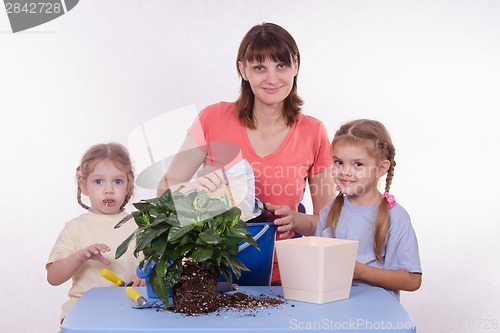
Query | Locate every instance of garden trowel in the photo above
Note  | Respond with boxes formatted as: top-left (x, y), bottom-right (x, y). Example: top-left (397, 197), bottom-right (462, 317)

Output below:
top-left (100, 268), bottom-right (133, 287)
top-left (126, 287), bottom-right (162, 309)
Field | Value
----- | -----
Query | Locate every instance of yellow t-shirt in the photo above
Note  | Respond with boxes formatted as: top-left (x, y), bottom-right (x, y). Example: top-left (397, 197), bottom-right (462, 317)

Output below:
top-left (46, 211), bottom-right (140, 321)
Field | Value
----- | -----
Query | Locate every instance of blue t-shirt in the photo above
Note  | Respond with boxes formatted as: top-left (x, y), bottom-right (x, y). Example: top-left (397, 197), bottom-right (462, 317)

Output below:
top-left (315, 196), bottom-right (422, 299)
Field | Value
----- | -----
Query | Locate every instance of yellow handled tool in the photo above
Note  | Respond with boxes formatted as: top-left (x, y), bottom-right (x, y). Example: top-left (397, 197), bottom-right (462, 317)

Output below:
top-left (100, 268), bottom-right (129, 287)
top-left (126, 287), bottom-right (160, 309)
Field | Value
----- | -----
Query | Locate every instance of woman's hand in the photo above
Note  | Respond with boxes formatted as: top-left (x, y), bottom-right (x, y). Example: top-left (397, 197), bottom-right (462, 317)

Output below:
top-left (265, 203), bottom-right (295, 239)
top-left (171, 168), bottom-right (227, 194)
top-left (191, 168), bottom-right (227, 193)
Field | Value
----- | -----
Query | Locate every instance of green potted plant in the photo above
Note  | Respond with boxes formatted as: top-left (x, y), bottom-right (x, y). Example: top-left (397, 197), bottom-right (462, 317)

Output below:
top-left (114, 187), bottom-right (258, 314)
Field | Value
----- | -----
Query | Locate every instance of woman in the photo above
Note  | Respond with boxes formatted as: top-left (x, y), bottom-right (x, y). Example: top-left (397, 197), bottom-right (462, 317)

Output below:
top-left (158, 22), bottom-right (335, 284)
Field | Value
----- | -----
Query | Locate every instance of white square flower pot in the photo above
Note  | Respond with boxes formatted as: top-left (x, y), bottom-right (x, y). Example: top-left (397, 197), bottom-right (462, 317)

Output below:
top-left (275, 236), bottom-right (358, 304)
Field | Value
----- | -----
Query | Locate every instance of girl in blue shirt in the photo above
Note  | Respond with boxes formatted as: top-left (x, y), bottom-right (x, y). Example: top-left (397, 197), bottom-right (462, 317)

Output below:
top-left (315, 119), bottom-right (422, 299)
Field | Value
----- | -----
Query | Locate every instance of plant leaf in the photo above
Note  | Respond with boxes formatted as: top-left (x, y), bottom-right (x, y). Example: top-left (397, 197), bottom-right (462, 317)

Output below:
top-left (163, 214), bottom-right (181, 227)
top-left (135, 227), bottom-right (169, 253)
top-left (132, 198), bottom-right (158, 211)
top-left (164, 260), bottom-right (183, 289)
top-left (190, 245), bottom-right (213, 262)
top-left (155, 257), bottom-right (168, 278)
top-left (198, 229), bottom-right (222, 245)
top-left (219, 236), bottom-right (243, 247)
top-left (167, 223), bottom-right (196, 242)
top-left (193, 190), bottom-right (209, 210)
top-left (115, 228), bottom-right (140, 259)
top-left (131, 211), bottom-right (150, 228)
top-left (151, 236), bottom-right (167, 255)
top-left (179, 243), bottom-right (195, 257)
top-left (114, 214), bottom-right (133, 229)
top-left (159, 189), bottom-right (178, 211)
top-left (225, 207), bottom-right (242, 227)
top-left (150, 213), bottom-right (168, 226)
top-left (171, 193), bottom-right (195, 213)
top-left (205, 199), bottom-right (230, 214)
top-left (226, 255), bottom-right (250, 279)
top-left (163, 247), bottom-right (180, 263)
top-left (150, 267), bottom-right (172, 308)
top-left (219, 266), bottom-right (233, 286)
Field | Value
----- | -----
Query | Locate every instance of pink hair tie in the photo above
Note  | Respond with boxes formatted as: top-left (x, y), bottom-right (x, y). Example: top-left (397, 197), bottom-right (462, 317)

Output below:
top-left (383, 192), bottom-right (396, 209)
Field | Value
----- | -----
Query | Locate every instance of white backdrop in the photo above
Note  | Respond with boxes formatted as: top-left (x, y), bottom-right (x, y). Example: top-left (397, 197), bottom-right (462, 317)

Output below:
top-left (1, 1), bottom-right (499, 332)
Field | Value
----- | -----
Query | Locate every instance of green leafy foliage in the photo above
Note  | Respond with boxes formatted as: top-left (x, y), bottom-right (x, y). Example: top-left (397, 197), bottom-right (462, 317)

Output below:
top-left (115, 187), bottom-right (258, 307)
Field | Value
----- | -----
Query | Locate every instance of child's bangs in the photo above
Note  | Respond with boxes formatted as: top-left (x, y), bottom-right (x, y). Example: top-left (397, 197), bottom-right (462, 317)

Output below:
top-left (333, 136), bottom-right (379, 159)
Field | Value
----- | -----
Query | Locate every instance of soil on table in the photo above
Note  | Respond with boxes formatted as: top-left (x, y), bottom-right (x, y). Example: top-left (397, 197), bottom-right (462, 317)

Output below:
top-left (170, 264), bottom-right (284, 316)
top-left (215, 290), bottom-right (285, 316)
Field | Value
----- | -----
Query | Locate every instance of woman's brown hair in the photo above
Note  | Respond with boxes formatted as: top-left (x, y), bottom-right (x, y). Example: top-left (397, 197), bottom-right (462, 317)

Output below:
top-left (325, 119), bottom-right (396, 263)
top-left (235, 22), bottom-right (303, 129)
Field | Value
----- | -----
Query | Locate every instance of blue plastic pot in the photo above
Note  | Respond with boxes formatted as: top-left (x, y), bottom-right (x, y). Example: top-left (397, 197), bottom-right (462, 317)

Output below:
top-left (136, 261), bottom-right (173, 299)
top-left (232, 221), bottom-right (277, 286)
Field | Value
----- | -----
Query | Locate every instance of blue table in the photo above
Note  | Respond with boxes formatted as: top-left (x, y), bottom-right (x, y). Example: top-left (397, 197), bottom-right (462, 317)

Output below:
top-left (61, 286), bottom-right (416, 332)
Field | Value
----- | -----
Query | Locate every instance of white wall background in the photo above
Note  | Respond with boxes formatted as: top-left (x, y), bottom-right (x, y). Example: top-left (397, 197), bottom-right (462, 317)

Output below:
top-left (1, 1), bottom-right (499, 332)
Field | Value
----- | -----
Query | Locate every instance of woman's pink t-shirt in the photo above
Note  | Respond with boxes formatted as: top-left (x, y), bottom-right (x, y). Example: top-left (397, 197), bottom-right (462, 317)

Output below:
top-left (188, 101), bottom-right (332, 211)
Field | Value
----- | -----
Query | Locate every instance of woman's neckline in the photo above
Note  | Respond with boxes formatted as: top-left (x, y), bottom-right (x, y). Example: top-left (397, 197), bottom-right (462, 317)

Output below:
top-left (241, 113), bottom-right (301, 159)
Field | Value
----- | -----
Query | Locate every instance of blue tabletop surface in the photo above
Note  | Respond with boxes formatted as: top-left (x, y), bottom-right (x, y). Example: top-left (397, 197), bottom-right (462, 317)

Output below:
top-left (61, 286), bottom-right (416, 332)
